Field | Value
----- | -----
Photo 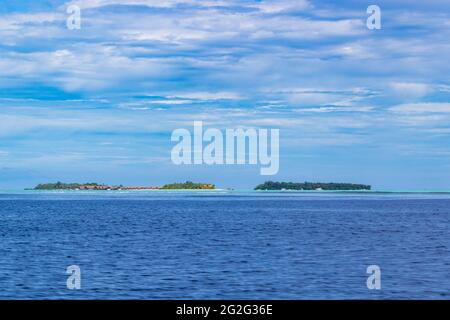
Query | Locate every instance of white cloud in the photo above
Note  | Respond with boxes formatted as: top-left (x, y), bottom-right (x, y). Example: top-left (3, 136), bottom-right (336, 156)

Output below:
top-left (66, 0), bottom-right (311, 12)
top-left (390, 103), bottom-right (450, 113)
top-left (389, 82), bottom-right (431, 98)
top-left (167, 91), bottom-right (242, 100)
top-left (0, 45), bottom-right (175, 92)
top-left (251, 0), bottom-right (311, 13)
top-left (65, 0), bottom-right (229, 10)
top-left (294, 106), bottom-right (374, 113)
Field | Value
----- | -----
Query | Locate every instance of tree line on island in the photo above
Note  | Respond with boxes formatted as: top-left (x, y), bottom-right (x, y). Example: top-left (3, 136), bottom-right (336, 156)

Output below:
top-left (161, 181), bottom-right (215, 189)
top-left (33, 182), bottom-right (104, 190)
top-left (254, 181), bottom-right (371, 191)
top-left (31, 181), bottom-right (215, 190)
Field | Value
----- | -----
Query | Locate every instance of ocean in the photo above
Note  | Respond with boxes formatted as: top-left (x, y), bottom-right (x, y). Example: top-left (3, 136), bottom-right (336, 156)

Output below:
top-left (0, 190), bottom-right (449, 299)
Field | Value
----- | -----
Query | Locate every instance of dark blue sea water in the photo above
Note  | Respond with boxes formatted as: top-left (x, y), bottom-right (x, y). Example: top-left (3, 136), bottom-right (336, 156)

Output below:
top-left (0, 191), bottom-right (449, 299)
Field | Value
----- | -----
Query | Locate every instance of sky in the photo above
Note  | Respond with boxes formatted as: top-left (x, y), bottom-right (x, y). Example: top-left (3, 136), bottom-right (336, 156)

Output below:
top-left (0, 0), bottom-right (449, 190)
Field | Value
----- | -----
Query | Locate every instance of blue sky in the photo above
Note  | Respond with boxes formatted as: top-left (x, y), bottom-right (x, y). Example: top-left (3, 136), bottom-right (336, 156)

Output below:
top-left (0, 0), bottom-right (449, 190)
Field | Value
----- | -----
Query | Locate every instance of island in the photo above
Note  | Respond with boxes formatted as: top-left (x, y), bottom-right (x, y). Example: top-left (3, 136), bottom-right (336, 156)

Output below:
top-left (160, 181), bottom-right (215, 190)
top-left (30, 181), bottom-right (215, 190)
top-left (254, 181), bottom-right (371, 191)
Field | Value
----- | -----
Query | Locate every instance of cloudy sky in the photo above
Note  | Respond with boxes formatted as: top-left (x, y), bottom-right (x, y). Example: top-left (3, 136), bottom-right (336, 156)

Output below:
top-left (0, 0), bottom-right (449, 189)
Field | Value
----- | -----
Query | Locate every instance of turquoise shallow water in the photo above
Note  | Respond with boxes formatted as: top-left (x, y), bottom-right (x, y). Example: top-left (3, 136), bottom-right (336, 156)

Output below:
top-left (0, 191), bottom-right (449, 299)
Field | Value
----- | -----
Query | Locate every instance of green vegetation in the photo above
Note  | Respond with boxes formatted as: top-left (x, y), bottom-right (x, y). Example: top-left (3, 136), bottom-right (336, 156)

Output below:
top-left (31, 181), bottom-right (215, 190)
top-left (254, 181), bottom-right (371, 191)
top-left (160, 181), bottom-right (215, 190)
top-left (33, 182), bottom-right (102, 190)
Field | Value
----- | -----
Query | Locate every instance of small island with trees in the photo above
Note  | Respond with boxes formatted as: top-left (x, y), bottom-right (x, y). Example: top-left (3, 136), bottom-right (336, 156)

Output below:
top-left (254, 181), bottom-right (371, 191)
top-left (160, 181), bottom-right (215, 190)
top-left (31, 181), bottom-right (215, 191)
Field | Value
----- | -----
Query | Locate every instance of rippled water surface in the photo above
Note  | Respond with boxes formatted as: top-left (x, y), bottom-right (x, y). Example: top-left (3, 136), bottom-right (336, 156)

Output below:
top-left (0, 191), bottom-right (449, 299)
